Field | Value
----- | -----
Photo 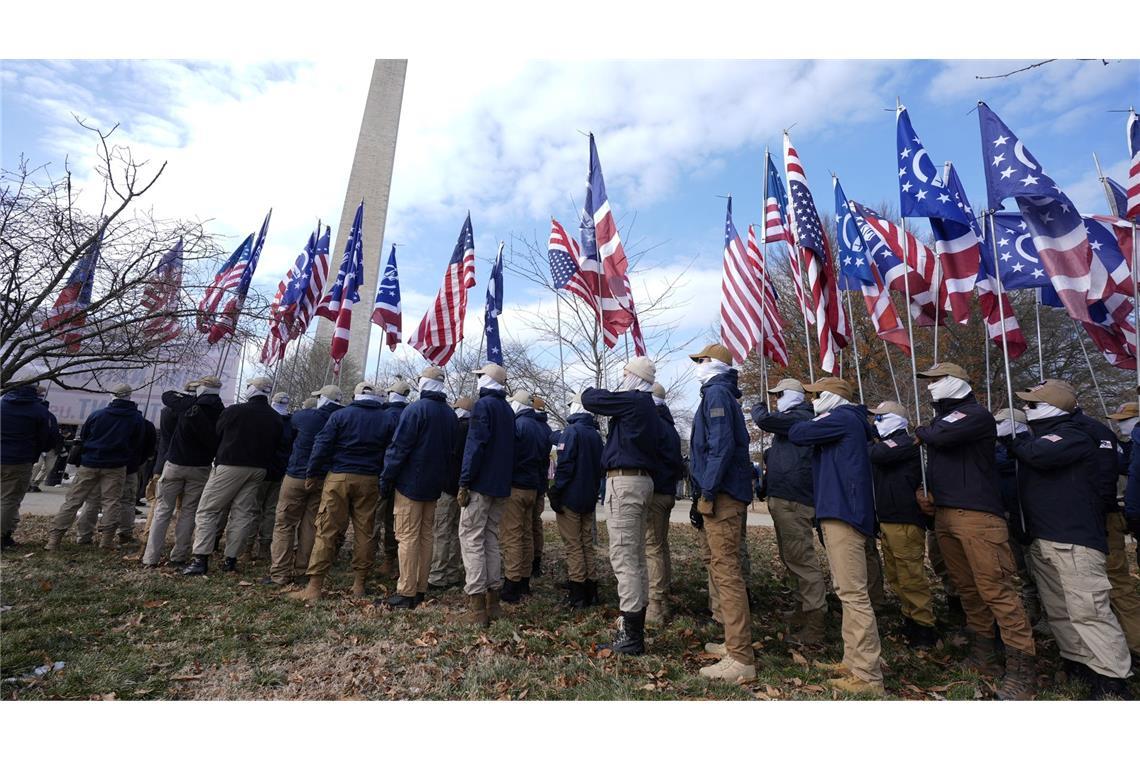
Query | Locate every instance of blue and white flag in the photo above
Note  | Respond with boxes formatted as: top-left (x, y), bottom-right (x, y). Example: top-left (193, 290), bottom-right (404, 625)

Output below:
top-left (484, 241), bottom-right (505, 363)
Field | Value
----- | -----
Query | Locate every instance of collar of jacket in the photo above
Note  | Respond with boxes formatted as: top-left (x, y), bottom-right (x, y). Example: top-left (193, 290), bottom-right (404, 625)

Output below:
top-left (885, 428), bottom-right (910, 441)
top-left (420, 390), bottom-right (447, 403)
top-left (244, 395), bottom-right (269, 407)
top-left (932, 391), bottom-right (976, 416)
top-left (567, 412), bottom-right (596, 428)
top-left (515, 407), bottom-right (537, 419)
top-left (700, 368), bottom-right (741, 398)
top-left (108, 398), bottom-right (139, 413)
top-left (1027, 413), bottom-right (1072, 435)
top-left (388, 401), bottom-right (408, 409)
top-left (478, 387), bottom-right (506, 400)
top-left (2, 385), bottom-right (38, 403)
top-left (351, 398), bottom-right (383, 409)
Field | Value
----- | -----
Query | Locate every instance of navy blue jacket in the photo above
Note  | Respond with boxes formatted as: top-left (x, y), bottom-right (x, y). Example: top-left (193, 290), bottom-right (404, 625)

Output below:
top-left (690, 371), bottom-right (752, 504)
top-left (996, 431), bottom-right (1032, 543)
top-left (512, 408), bottom-right (551, 490)
top-left (915, 393), bottom-right (1003, 516)
top-left (1008, 414), bottom-right (1106, 553)
top-left (789, 403), bottom-right (876, 536)
top-left (78, 398), bottom-right (146, 469)
top-left (0, 386), bottom-right (59, 465)
top-left (214, 396), bottom-right (285, 470)
top-left (1126, 427), bottom-right (1140, 523)
top-left (652, 405), bottom-right (683, 495)
top-left (444, 416), bottom-right (470, 496)
top-left (460, 388), bottom-right (515, 497)
top-left (165, 394), bottom-right (225, 468)
top-left (1071, 410), bottom-right (1122, 515)
top-left (268, 414), bottom-right (293, 481)
top-left (286, 403), bottom-right (340, 479)
top-left (751, 400), bottom-right (815, 506)
top-left (553, 413), bottom-right (604, 513)
top-left (307, 398), bottom-right (394, 477)
top-left (381, 391), bottom-right (458, 501)
top-left (534, 411), bottom-right (553, 494)
top-left (869, 429), bottom-right (925, 527)
top-left (581, 387), bottom-right (657, 472)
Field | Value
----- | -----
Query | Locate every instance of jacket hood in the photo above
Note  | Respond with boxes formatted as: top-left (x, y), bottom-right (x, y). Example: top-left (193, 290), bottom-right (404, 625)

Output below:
top-left (567, 412), bottom-right (597, 428)
top-left (106, 398), bottom-right (140, 416)
top-left (656, 405), bottom-right (676, 426)
top-left (196, 394), bottom-right (225, 411)
top-left (245, 395), bottom-right (269, 407)
top-left (2, 386), bottom-right (39, 404)
top-left (479, 387), bottom-right (507, 400)
top-left (701, 369), bottom-right (742, 398)
top-left (933, 391), bottom-right (977, 416)
top-left (516, 407), bottom-right (537, 420)
top-left (421, 390), bottom-right (448, 403)
top-left (535, 411), bottom-right (548, 423)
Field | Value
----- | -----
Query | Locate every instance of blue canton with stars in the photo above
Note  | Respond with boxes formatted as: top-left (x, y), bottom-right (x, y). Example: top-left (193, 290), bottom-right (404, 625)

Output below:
top-left (897, 106), bottom-right (970, 224)
top-left (833, 178), bottom-right (875, 290)
top-left (484, 244), bottom-right (504, 362)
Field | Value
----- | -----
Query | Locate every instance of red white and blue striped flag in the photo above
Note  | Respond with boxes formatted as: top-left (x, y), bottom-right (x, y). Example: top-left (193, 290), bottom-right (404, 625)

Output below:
top-left (43, 228), bottom-right (102, 353)
top-left (1126, 109), bottom-right (1139, 221)
top-left (197, 234), bottom-right (252, 334)
top-left (764, 153), bottom-right (813, 326)
top-left (548, 218), bottom-right (600, 319)
top-left (207, 210), bottom-right (271, 345)
top-left (746, 223), bottom-right (788, 366)
top-left (371, 244), bottom-right (402, 352)
top-left (409, 213), bottom-right (477, 366)
top-left (317, 202), bottom-right (365, 368)
top-left (289, 226), bottom-right (331, 340)
top-left (141, 238), bottom-right (184, 343)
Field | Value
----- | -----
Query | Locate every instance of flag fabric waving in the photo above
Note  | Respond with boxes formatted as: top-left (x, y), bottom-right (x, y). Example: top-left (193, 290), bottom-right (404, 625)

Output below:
top-left (197, 234), bottom-right (252, 334)
top-left (851, 201), bottom-right (942, 326)
top-left (317, 202), bottom-right (365, 366)
top-left (141, 238), bottom-right (184, 343)
top-left (784, 133), bottom-right (847, 372)
top-left (1040, 287), bottom-right (1136, 370)
top-left (371, 244), bottom-right (402, 352)
top-left (979, 102), bottom-right (1093, 324)
top-left (765, 153), bottom-right (813, 325)
top-left (746, 224), bottom-right (789, 366)
top-left (484, 242), bottom-right (505, 364)
top-left (1127, 109), bottom-right (1139, 220)
top-left (548, 218), bottom-right (600, 319)
top-left (208, 210), bottom-right (271, 345)
top-left (409, 213), bottom-right (478, 366)
top-left (581, 134), bottom-right (637, 346)
top-left (288, 225), bottom-right (331, 340)
top-left (260, 229), bottom-right (317, 365)
top-left (1105, 176), bottom-right (1129, 219)
top-left (719, 198), bottom-right (771, 364)
top-left (43, 228), bottom-right (102, 353)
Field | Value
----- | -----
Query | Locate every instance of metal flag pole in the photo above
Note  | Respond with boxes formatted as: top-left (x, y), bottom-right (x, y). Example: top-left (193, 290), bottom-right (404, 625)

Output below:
top-left (555, 294), bottom-right (567, 393)
top-left (1071, 322), bottom-right (1108, 417)
top-left (373, 335), bottom-right (383, 385)
top-left (845, 289), bottom-right (864, 403)
top-left (760, 153), bottom-right (774, 409)
top-left (899, 214), bottom-right (928, 493)
top-left (1033, 288), bottom-right (1045, 382)
top-left (881, 339), bottom-right (901, 402)
top-left (932, 253), bottom-right (942, 364)
top-left (983, 320), bottom-right (992, 410)
top-left (987, 211), bottom-right (1019, 421)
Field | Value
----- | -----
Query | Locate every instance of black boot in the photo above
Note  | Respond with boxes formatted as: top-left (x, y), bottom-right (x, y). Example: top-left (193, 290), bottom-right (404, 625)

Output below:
top-left (520, 577), bottom-right (532, 596)
top-left (907, 622), bottom-right (940, 650)
top-left (597, 608), bottom-right (646, 655)
top-left (500, 578), bottom-right (524, 604)
top-left (531, 556), bottom-right (543, 578)
top-left (222, 556), bottom-right (238, 573)
top-left (182, 555), bottom-right (209, 576)
top-left (1090, 673), bottom-right (1133, 700)
top-left (584, 579), bottom-right (600, 607)
top-left (1, 532), bottom-right (18, 550)
top-left (414, 592), bottom-right (426, 605)
top-left (386, 593), bottom-right (417, 610)
top-left (945, 595), bottom-right (965, 625)
top-left (566, 581), bottom-right (588, 610)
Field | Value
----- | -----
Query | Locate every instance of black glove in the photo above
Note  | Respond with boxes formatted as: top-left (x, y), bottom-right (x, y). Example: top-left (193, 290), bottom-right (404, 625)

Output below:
top-left (1127, 515), bottom-right (1140, 539)
top-left (548, 487), bottom-right (564, 515)
top-left (379, 480), bottom-right (395, 500)
top-left (689, 501), bottom-right (704, 530)
top-left (756, 477), bottom-right (767, 501)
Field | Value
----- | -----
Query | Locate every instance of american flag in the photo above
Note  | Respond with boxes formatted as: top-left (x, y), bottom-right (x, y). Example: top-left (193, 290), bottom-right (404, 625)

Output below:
top-left (409, 213), bottom-right (478, 366)
top-left (746, 224), bottom-right (788, 366)
top-left (288, 225), bottom-right (331, 340)
top-left (141, 238), bottom-right (184, 343)
top-left (784, 133), bottom-right (847, 373)
top-left (207, 210), bottom-right (271, 345)
top-left (484, 242), bottom-right (505, 363)
top-left (944, 164), bottom-right (1027, 359)
top-left (719, 198), bottom-right (781, 364)
top-left (548, 217), bottom-right (600, 319)
top-left (979, 102), bottom-right (1093, 324)
top-left (317, 202), bottom-right (365, 367)
top-left (1104, 177), bottom-right (1129, 218)
top-left (897, 106), bottom-right (978, 325)
top-left (260, 229), bottom-right (316, 365)
top-left (1127, 109), bottom-right (1139, 220)
top-left (835, 178), bottom-right (909, 353)
top-left (764, 152), bottom-right (813, 325)
top-left (197, 234), bottom-right (252, 334)
top-left (1041, 287), bottom-right (1136, 370)
top-left (852, 201), bottom-right (942, 326)
top-left (371, 244), bottom-right (402, 352)
top-left (42, 228), bottom-right (102, 354)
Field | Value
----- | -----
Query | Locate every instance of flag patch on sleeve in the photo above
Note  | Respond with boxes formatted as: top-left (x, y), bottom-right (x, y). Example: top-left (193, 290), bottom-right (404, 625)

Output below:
top-left (885, 440), bottom-right (898, 448)
top-left (1043, 434), bottom-right (1062, 442)
top-left (942, 411), bottom-right (966, 423)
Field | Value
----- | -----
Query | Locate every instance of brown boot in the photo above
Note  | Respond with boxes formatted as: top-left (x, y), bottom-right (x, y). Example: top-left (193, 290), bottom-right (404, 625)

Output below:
top-left (995, 649), bottom-right (1036, 700)
top-left (99, 531), bottom-right (116, 550)
top-left (486, 588), bottom-right (502, 621)
top-left (45, 530), bottom-right (63, 551)
top-left (377, 555), bottom-right (396, 578)
top-left (786, 608), bottom-right (826, 646)
top-left (464, 593), bottom-right (489, 627)
top-left (288, 575), bottom-right (324, 603)
top-left (962, 634), bottom-right (1004, 678)
top-left (351, 572), bottom-right (368, 598)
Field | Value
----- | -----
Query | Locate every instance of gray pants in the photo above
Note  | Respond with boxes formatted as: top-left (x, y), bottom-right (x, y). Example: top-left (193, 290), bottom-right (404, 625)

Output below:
top-left (191, 465), bottom-right (266, 558)
top-left (76, 469), bottom-right (138, 541)
top-left (51, 466), bottom-right (126, 539)
top-left (604, 474), bottom-right (654, 613)
top-left (145, 462), bottom-right (210, 564)
top-left (1, 463), bottom-right (35, 535)
top-left (459, 491), bottom-right (507, 595)
top-left (429, 492), bottom-right (464, 587)
top-left (768, 496), bottom-right (827, 612)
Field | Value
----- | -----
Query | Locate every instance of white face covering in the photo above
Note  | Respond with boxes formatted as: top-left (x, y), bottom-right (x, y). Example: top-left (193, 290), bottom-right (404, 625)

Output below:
top-left (1026, 402), bottom-right (1067, 422)
top-left (455, 407), bottom-right (471, 419)
top-left (510, 400), bottom-right (531, 415)
top-left (928, 376), bottom-right (971, 401)
top-left (569, 403), bottom-right (585, 416)
top-left (618, 373), bottom-right (653, 393)
top-left (652, 396), bottom-right (666, 407)
top-left (996, 419), bottom-right (1030, 437)
top-left (874, 413), bottom-right (908, 438)
top-left (317, 396), bottom-right (337, 409)
top-left (387, 392), bottom-right (408, 404)
top-left (776, 390), bottom-right (804, 412)
top-left (695, 359), bottom-right (730, 385)
top-left (812, 391), bottom-right (849, 416)
top-left (197, 385), bottom-right (219, 397)
top-left (246, 385), bottom-right (269, 401)
top-left (419, 377), bottom-right (445, 394)
top-left (477, 375), bottom-right (503, 392)
top-left (355, 393), bottom-right (379, 402)
top-left (1116, 418), bottom-right (1138, 438)
top-left (272, 402), bottom-right (289, 415)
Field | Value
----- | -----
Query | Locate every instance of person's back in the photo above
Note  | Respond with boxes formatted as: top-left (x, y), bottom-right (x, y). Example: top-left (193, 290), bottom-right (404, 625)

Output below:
top-left (512, 408), bottom-right (549, 491)
top-left (461, 386), bottom-right (515, 498)
top-left (215, 396), bottom-right (284, 469)
top-left (286, 403), bottom-right (339, 480)
top-left (1, 385), bottom-right (58, 466)
top-left (166, 392), bottom-right (225, 467)
top-left (382, 387), bottom-right (458, 501)
top-left (1070, 409), bottom-right (1122, 517)
top-left (554, 413), bottom-right (604, 512)
top-left (79, 398), bottom-right (145, 469)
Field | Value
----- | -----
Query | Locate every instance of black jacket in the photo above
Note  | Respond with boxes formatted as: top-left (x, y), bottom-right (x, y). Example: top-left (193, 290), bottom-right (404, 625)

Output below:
top-left (1007, 414), bottom-right (1106, 553)
top-left (214, 396), bottom-right (285, 470)
top-left (166, 394), bottom-right (225, 468)
top-left (268, 414), bottom-right (293, 481)
top-left (652, 405), bottom-right (683, 495)
top-left (443, 416), bottom-right (471, 497)
top-left (1071, 410), bottom-right (1122, 515)
top-left (129, 419), bottom-right (158, 475)
top-left (751, 401), bottom-right (815, 506)
top-left (155, 391), bottom-right (193, 473)
top-left (869, 428), bottom-right (926, 528)
top-left (915, 393), bottom-right (1002, 516)
top-left (580, 387), bottom-right (657, 472)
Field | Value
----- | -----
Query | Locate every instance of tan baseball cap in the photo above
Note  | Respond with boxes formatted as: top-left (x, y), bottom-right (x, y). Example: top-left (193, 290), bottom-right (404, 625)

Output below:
top-left (198, 375), bottom-right (223, 389)
top-left (354, 381), bottom-right (377, 396)
top-left (302, 397), bottom-right (318, 409)
top-left (183, 379), bottom-right (200, 392)
top-left (109, 383), bottom-right (132, 398)
top-left (387, 379), bottom-right (412, 396)
top-left (1107, 401), bottom-right (1139, 420)
top-left (508, 390), bottom-right (533, 407)
top-left (532, 395), bottom-right (546, 411)
top-left (689, 343), bottom-right (732, 365)
top-left (473, 363), bottom-right (507, 384)
top-left (272, 392), bottom-right (291, 405)
top-left (247, 376), bottom-right (273, 394)
top-left (869, 400), bottom-right (908, 418)
top-left (994, 407), bottom-right (1028, 424)
top-left (1015, 379), bottom-right (1076, 412)
top-left (420, 366), bottom-right (445, 381)
top-left (916, 362), bottom-right (970, 381)
top-left (311, 384), bottom-right (342, 401)
top-left (624, 356), bottom-right (656, 383)
top-left (452, 396), bottom-right (475, 412)
top-left (803, 376), bottom-right (855, 401)
top-left (651, 382), bottom-right (666, 400)
top-left (767, 378), bottom-right (805, 395)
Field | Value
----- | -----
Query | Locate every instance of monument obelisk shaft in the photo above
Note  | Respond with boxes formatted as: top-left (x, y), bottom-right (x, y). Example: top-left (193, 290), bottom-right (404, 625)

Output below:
top-left (316, 59), bottom-right (406, 377)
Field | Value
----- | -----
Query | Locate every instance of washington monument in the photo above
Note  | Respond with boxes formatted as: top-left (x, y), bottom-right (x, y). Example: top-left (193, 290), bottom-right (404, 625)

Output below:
top-left (315, 59), bottom-right (407, 374)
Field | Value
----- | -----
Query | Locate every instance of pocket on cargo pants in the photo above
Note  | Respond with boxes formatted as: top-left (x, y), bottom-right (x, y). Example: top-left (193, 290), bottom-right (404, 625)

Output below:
top-left (607, 479), bottom-right (631, 547)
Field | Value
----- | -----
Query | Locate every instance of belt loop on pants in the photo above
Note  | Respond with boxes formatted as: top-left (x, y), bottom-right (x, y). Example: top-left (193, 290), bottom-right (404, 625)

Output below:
top-left (606, 468), bottom-right (649, 477)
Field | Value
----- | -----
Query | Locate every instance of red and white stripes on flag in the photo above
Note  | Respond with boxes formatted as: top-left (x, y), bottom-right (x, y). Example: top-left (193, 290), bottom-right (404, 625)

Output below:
top-left (853, 204), bottom-right (943, 326)
top-left (290, 227), bottom-right (331, 340)
top-left (409, 214), bottom-right (477, 366)
top-left (746, 225), bottom-right (789, 366)
top-left (1126, 109), bottom-right (1139, 221)
top-left (719, 213), bottom-right (776, 366)
top-left (141, 238), bottom-right (184, 343)
top-left (975, 271), bottom-right (1028, 359)
top-left (929, 223), bottom-right (979, 325)
top-left (547, 219), bottom-right (601, 319)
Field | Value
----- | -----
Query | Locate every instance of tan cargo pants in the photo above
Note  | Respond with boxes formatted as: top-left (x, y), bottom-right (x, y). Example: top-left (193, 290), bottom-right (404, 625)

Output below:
top-left (305, 472), bottom-right (378, 578)
top-left (645, 493), bottom-right (675, 602)
top-left (557, 509), bottom-right (598, 582)
top-left (191, 465), bottom-right (266, 558)
top-left (821, 519), bottom-right (884, 685)
top-left (880, 522), bottom-right (936, 626)
top-left (1031, 539), bottom-right (1132, 679)
top-left (1105, 512), bottom-right (1140, 655)
top-left (459, 491), bottom-right (507, 595)
top-left (705, 494), bottom-right (754, 666)
top-left (268, 475), bottom-right (321, 583)
top-left (144, 462), bottom-right (208, 564)
top-left (79, 469), bottom-right (139, 541)
top-left (428, 492), bottom-right (464, 587)
top-left (50, 466), bottom-right (126, 540)
top-left (767, 496), bottom-right (827, 613)
top-left (0, 463), bottom-right (35, 536)
top-left (500, 486), bottom-right (537, 581)
top-left (698, 516), bottom-right (750, 623)
top-left (604, 474), bottom-right (654, 613)
top-left (394, 491), bottom-right (436, 596)
top-left (532, 491), bottom-right (545, 562)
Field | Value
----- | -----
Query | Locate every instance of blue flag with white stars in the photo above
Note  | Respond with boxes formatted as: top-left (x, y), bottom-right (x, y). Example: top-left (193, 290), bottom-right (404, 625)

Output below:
top-left (484, 242), bottom-right (504, 363)
top-left (897, 106), bottom-right (969, 224)
top-left (833, 177), bottom-right (875, 290)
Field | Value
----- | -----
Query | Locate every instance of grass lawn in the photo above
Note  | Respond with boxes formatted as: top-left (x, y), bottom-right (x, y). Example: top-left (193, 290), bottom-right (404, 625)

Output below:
top-left (2, 514), bottom-right (1135, 700)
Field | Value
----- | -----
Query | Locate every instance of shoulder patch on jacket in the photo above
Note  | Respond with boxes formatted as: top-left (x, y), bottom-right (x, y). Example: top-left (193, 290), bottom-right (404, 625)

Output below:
top-left (1042, 434), bottom-right (1062, 442)
top-left (1099, 440), bottom-right (1113, 449)
top-left (814, 412), bottom-right (830, 420)
top-left (557, 442), bottom-right (565, 450)
top-left (710, 407), bottom-right (725, 418)
top-left (942, 411), bottom-right (966, 423)
top-left (884, 439), bottom-right (898, 448)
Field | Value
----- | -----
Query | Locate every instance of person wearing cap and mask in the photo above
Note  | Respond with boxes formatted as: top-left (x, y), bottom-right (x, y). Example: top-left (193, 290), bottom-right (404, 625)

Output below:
top-left (457, 363), bottom-right (515, 626)
top-left (109, 410), bottom-right (156, 546)
top-left (243, 392), bottom-right (294, 563)
top-left (530, 395), bottom-right (554, 578)
top-left (290, 381), bottom-right (396, 601)
top-left (1005, 380), bottom-right (1133, 698)
top-left (750, 376), bottom-right (828, 644)
top-left (913, 363), bottom-right (1035, 699)
top-left (142, 376), bottom-right (225, 566)
top-left (263, 385), bottom-right (342, 586)
top-left (182, 376), bottom-right (285, 576)
top-left (868, 400), bottom-right (938, 649)
top-left (379, 367), bottom-right (458, 609)
top-left (46, 383), bottom-right (146, 550)
top-left (687, 344), bottom-right (755, 682)
top-left (1, 382), bottom-right (60, 549)
top-left (428, 396), bottom-right (474, 591)
top-left (786, 377), bottom-right (883, 695)
top-left (139, 379), bottom-right (199, 546)
top-left (644, 382), bottom-right (682, 626)
top-left (375, 379), bottom-right (412, 577)
top-left (27, 385), bottom-right (63, 495)
top-left (549, 393), bottom-right (604, 609)
top-left (1105, 402), bottom-right (1140, 658)
top-left (498, 390), bottom-right (549, 602)
top-left (581, 356), bottom-right (659, 655)
top-left (993, 407), bottom-right (1042, 629)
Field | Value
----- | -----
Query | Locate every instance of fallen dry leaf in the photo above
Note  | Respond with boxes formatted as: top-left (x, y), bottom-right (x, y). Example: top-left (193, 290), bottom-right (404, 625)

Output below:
top-left (238, 581), bottom-right (253, 587)
top-left (640, 683), bottom-right (656, 691)
top-left (143, 600), bottom-right (168, 609)
top-left (39, 580), bottom-right (53, 592)
top-left (790, 650), bottom-right (808, 665)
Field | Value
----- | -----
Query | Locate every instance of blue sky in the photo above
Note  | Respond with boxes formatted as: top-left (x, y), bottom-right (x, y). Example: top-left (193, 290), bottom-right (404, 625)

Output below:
top-left (2, 58), bottom-right (1136, 402)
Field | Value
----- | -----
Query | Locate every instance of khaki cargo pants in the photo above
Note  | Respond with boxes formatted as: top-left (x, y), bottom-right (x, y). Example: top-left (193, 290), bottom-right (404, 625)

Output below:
top-left (144, 463), bottom-right (208, 564)
top-left (604, 473), bottom-right (654, 613)
top-left (268, 475), bottom-right (322, 584)
top-left (557, 509), bottom-right (599, 582)
top-left (500, 487), bottom-right (537, 581)
top-left (767, 496), bottom-right (827, 613)
top-left (532, 490), bottom-right (545, 563)
top-left (1031, 538), bottom-right (1132, 679)
top-left (0, 463), bottom-right (35, 536)
top-left (645, 493), bottom-right (675, 603)
top-left (459, 490), bottom-right (507, 595)
top-left (191, 465), bottom-right (266, 558)
top-left (78, 469), bottom-right (139, 541)
top-left (305, 473), bottom-right (378, 578)
top-left (880, 522), bottom-right (936, 627)
top-left (821, 519), bottom-right (884, 685)
top-left (428, 492), bottom-right (464, 588)
top-left (705, 494), bottom-right (754, 666)
top-left (50, 465), bottom-right (126, 540)
top-left (394, 491), bottom-right (436, 596)
top-left (698, 516), bottom-right (750, 623)
top-left (1105, 512), bottom-right (1140, 655)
